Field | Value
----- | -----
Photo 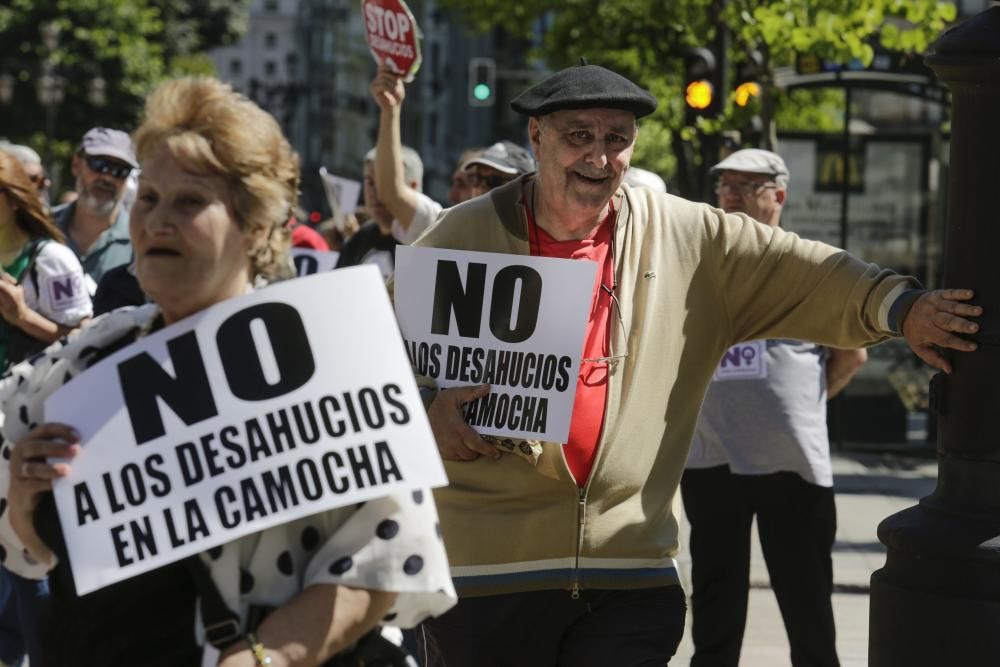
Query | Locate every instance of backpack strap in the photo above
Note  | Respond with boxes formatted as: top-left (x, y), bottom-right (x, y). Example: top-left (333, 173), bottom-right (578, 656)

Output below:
top-left (18, 238), bottom-right (48, 299)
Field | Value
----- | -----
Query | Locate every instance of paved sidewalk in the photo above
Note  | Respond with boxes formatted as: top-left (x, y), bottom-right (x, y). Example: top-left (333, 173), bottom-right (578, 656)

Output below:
top-left (672, 452), bottom-right (938, 667)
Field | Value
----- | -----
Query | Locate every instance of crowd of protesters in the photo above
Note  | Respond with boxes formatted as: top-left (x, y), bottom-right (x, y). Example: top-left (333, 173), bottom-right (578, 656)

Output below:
top-left (0, 45), bottom-right (982, 667)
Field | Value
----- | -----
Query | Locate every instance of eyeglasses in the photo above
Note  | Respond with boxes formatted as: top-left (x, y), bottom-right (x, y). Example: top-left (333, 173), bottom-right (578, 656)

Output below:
top-left (27, 172), bottom-right (50, 190)
top-left (582, 282), bottom-right (629, 368)
top-left (465, 171), bottom-right (513, 190)
top-left (84, 155), bottom-right (133, 180)
top-left (714, 180), bottom-right (777, 198)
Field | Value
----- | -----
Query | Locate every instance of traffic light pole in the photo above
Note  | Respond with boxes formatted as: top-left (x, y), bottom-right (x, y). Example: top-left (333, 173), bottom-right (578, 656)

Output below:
top-left (695, 0), bottom-right (729, 202)
top-left (869, 7), bottom-right (1000, 664)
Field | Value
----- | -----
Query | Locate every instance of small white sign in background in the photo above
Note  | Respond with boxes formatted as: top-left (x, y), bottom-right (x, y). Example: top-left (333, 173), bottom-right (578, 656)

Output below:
top-left (292, 248), bottom-right (340, 277)
top-left (319, 168), bottom-right (362, 217)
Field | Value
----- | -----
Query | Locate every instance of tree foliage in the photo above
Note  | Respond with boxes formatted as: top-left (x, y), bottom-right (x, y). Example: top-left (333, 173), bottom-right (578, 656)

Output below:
top-left (0, 0), bottom-right (250, 170)
top-left (441, 0), bottom-right (957, 193)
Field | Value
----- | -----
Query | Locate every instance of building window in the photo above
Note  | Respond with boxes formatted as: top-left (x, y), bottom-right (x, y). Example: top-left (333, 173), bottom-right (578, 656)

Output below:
top-left (264, 0), bottom-right (279, 12)
top-left (229, 59), bottom-right (242, 76)
top-left (265, 32), bottom-right (277, 49)
top-left (428, 111), bottom-right (439, 146)
top-left (265, 61), bottom-right (277, 77)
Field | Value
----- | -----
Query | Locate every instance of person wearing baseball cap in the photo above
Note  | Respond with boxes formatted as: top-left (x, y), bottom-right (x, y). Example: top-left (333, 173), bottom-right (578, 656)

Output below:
top-left (52, 127), bottom-right (137, 290)
top-left (410, 62), bottom-right (978, 666)
top-left (459, 140), bottom-right (537, 197)
top-left (683, 147), bottom-right (866, 667)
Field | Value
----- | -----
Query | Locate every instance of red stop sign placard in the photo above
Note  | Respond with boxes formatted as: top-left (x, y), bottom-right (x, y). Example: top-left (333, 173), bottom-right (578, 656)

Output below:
top-left (361, 0), bottom-right (422, 82)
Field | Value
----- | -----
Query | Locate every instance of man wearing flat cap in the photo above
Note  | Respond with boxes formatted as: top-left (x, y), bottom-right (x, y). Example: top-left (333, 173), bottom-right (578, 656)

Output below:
top-left (683, 148), bottom-right (865, 667)
top-left (53, 127), bottom-right (138, 291)
top-left (411, 64), bottom-right (979, 665)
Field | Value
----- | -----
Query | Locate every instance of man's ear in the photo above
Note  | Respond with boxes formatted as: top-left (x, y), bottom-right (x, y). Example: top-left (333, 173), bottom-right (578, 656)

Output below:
top-left (70, 154), bottom-right (81, 179)
top-left (775, 188), bottom-right (787, 206)
top-left (528, 117), bottom-right (542, 154)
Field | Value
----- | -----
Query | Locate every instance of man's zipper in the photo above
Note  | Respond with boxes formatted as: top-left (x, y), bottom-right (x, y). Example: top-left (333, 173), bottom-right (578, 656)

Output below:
top-left (571, 486), bottom-right (587, 599)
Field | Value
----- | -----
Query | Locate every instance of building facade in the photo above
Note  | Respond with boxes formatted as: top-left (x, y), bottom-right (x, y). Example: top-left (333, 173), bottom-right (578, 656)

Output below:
top-left (209, 0), bottom-right (537, 213)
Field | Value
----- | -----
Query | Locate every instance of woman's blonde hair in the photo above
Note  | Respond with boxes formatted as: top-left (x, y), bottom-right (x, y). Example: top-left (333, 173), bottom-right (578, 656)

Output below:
top-left (133, 77), bottom-right (299, 280)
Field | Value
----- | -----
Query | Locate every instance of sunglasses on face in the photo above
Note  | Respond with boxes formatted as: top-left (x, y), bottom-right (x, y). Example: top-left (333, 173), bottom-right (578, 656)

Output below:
top-left (465, 171), bottom-right (513, 190)
top-left (84, 154), bottom-right (133, 180)
top-left (27, 172), bottom-right (50, 189)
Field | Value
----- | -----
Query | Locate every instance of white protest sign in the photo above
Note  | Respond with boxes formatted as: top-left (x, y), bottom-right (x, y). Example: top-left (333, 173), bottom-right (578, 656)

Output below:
top-left (292, 248), bottom-right (340, 277)
top-left (713, 340), bottom-right (768, 381)
top-left (319, 168), bottom-right (361, 217)
top-left (394, 246), bottom-right (597, 443)
top-left (47, 266), bottom-right (446, 595)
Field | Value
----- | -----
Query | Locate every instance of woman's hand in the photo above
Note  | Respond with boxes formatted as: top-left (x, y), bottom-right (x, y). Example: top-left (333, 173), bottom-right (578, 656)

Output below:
top-left (8, 423), bottom-right (80, 566)
top-left (217, 585), bottom-right (397, 667)
top-left (0, 273), bottom-right (28, 326)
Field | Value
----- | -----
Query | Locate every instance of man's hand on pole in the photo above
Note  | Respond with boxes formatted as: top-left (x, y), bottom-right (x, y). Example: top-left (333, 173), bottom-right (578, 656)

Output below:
top-left (902, 289), bottom-right (982, 373)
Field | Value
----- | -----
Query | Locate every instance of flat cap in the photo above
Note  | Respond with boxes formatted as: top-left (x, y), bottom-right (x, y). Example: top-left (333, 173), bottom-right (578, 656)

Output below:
top-left (711, 148), bottom-right (789, 179)
top-left (511, 64), bottom-right (658, 118)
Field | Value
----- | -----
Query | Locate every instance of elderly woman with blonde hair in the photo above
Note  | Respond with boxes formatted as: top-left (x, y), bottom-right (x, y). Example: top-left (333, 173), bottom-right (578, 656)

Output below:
top-left (0, 78), bottom-right (455, 667)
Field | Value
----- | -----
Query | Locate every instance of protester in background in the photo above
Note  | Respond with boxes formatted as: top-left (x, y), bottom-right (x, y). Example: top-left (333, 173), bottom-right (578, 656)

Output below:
top-left (0, 152), bottom-right (91, 368)
top-left (52, 127), bottom-right (137, 291)
top-left (317, 215), bottom-right (360, 253)
top-left (334, 142), bottom-right (427, 278)
top-left (0, 143), bottom-right (50, 208)
top-left (460, 141), bottom-right (536, 197)
top-left (0, 150), bottom-right (91, 667)
top-left (623, 165), bottom-right (667, 193)
top-left (447, 148), bottom-right (484, 205)
top-left (682, 149), bottom-right (866, 667)
top-left (0, 77), bottom-right (455, 667)
top-left (409, 63), bottom-right (979, 666)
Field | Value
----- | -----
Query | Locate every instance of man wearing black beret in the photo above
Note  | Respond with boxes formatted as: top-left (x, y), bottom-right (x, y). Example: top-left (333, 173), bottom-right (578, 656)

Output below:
top-left (411, 63), bottom-right (980, 665)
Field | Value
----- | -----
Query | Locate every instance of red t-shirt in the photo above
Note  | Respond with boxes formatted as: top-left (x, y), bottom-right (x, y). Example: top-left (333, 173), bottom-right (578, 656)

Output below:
top-left (526, 206), bottom-right (615, 486)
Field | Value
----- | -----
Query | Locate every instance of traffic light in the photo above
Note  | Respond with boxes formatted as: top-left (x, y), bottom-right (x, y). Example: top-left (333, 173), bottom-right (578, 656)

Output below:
top-left (734, 51), bottom-right (764, 108)
top-left (468, 57), bottom-right (496, 107)
top-left (684, 48), bottom-right (718, 119)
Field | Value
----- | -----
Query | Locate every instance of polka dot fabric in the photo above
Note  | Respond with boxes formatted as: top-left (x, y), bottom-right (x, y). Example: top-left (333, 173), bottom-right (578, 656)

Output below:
top-left (0, 305), bottom-right (457, 644)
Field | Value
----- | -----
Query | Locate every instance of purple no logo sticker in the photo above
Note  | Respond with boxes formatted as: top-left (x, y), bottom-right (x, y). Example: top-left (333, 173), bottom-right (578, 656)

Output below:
top-left (713, 340), bottom-right (768, 382)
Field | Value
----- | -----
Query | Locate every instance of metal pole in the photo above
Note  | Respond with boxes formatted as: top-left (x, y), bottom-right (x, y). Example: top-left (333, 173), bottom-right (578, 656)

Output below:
top-left (869, 7), bottom-right (1000, 664)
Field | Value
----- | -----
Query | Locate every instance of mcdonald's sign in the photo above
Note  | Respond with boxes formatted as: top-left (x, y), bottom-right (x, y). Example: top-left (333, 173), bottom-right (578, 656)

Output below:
top-left (814, 139), bottom-right (865, 193)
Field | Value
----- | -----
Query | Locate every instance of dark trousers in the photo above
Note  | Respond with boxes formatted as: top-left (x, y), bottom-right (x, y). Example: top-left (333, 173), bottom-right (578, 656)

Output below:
top-left (0, 569), bottom-right (47, 665)
top-left (681, 466), bottom-right (839, 667)
top-left (419, 585), bottom-right (686, 667)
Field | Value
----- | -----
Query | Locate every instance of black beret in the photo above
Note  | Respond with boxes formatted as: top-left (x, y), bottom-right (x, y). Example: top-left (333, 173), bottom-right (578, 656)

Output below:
top-left (511, 64), bottom-right (658, 118)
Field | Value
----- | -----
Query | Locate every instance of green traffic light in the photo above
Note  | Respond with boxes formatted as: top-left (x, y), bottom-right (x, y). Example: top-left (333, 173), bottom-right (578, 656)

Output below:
top-left (473, 83), bottom-right (492, 101)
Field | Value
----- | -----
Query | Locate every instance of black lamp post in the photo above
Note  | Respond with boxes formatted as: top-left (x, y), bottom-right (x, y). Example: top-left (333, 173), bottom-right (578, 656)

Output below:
top-left (869, 6), bottom-right (1000, 665)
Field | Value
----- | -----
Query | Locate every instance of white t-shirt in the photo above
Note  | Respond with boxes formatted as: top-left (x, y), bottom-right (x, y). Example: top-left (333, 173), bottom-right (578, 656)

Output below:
top-left (686, 340), bottom-right (833, 487)
top-left (391, 191), bottom-right (443, 244)
top-left (22, 241), bottom-right (93, 326)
